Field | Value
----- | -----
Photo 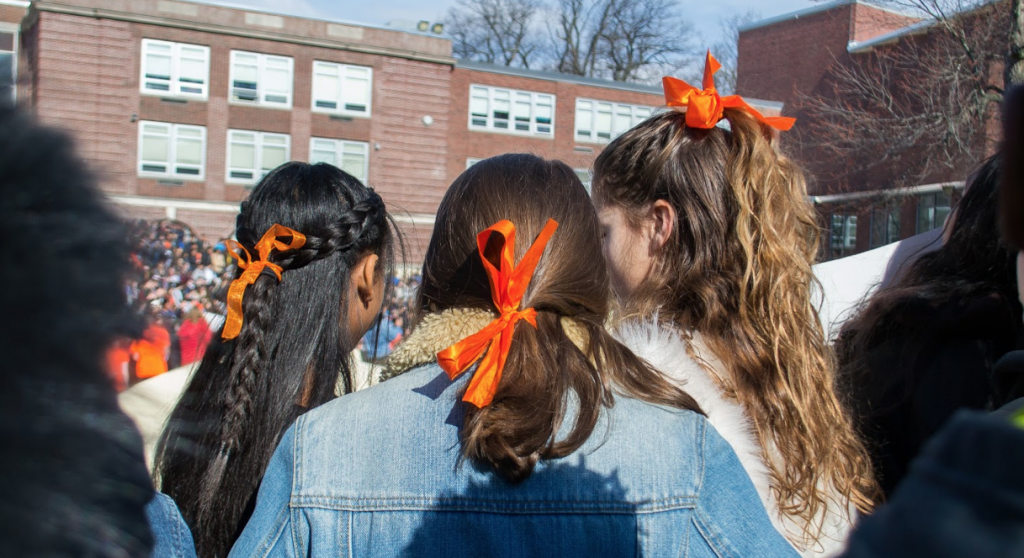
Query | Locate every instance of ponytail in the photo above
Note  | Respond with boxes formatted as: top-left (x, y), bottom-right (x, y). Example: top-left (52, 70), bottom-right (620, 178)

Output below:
top-left (593, 110), bottom-right (879, 548)
top-left (417, 154), bottom-right (702, 484)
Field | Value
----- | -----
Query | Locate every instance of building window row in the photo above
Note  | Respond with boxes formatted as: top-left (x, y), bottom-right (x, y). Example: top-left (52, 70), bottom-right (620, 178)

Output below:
top-left (470, 85), bottom-right (554, 137)
top-left (140, 39), bottom-right (372, 116)
top-left (137, 121), bottom-right (368, 184)
top-left (575, 99), bottom-right (652, 143)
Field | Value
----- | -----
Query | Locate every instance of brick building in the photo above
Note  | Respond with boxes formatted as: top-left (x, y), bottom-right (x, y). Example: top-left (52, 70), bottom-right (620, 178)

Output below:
top-left (736, 0), bottom-right (997, 260)
top-left (6, 0), bottom-right (784, 263)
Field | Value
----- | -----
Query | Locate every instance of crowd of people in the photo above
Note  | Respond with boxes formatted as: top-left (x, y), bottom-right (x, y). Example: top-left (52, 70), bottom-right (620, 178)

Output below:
top-left (4, 57), bottom-right (1024, 558)
top-left (104, 220), bottom-right (232, 390)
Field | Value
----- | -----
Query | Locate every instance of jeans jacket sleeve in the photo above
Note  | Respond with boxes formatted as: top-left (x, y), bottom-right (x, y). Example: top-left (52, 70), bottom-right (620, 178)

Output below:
top-left (228, 424), bottom-right (299, 558)
top-left (694, 424), bottom-right (801, 558)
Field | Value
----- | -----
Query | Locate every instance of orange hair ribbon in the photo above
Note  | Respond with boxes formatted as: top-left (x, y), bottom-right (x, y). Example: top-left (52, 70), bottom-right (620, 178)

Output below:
top-left (663, 50), bottom-right (796, 131)
top-left (222, 224), bottom-right (306, 340)
top-left (436, 218), bottom-right (559, 408)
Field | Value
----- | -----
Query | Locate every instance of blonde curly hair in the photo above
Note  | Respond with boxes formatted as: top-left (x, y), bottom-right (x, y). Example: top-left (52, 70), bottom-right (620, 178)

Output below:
top-left (593, 108), bottom-right (879, 549)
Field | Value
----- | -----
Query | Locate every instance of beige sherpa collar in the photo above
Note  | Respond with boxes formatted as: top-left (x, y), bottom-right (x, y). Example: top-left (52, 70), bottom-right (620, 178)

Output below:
top-left (382, 308), bottom-right (590, 381)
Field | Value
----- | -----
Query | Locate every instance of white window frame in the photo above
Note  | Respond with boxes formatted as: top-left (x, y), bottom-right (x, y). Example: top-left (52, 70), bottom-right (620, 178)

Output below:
top-left (229, 51), bottom-right (294, 109)
top-left (137, 121), bottom-right (207, 180)
top-left (139, 39), bottom-right (210, 99)
top-left (468, 84), bottom-right (554, 137)
top-left (226, 130), bottom-right (291, 185)
top-left (0, 26), bottom-right (18, 105)
top-left (466, 158), bottom-right (483, 169)
top-left (574, 98), bottom-right (653, 144)
top-left (573, 168), bottom-right (592, 194)
top-left (308, 138), bottom-right (370, 183)
top-left (830, 214), bottom-right (857, 250)
top-left (311, 61), bottom-right (373, 117)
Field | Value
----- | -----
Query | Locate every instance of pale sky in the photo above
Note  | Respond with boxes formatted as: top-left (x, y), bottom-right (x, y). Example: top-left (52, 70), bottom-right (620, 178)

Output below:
top-left (199, 0), bottom-right (821, 47)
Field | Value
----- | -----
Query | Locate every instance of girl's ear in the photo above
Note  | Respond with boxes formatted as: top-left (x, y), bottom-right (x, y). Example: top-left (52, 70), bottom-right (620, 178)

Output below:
top-left (648, 199), bottom-right (676, 254)
top-left (354, 253), bottom-right (381, 308)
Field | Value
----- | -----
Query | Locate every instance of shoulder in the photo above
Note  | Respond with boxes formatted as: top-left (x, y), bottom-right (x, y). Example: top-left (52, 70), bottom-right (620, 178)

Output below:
top-left (614, 319), bottom-right (772, 511)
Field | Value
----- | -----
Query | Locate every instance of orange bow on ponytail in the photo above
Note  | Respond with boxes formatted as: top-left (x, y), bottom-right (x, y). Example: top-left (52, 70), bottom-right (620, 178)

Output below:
top-left (663, 50), bottom-right (796, 131)
top-left (436, 219), bottom-right (559, 408)
top-left (222, 224), bottom-right (306, 340)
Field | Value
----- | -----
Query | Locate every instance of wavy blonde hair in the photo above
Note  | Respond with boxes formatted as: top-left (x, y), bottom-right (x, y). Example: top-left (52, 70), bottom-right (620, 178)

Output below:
top-left (592, 109), bottom-right (879, 548)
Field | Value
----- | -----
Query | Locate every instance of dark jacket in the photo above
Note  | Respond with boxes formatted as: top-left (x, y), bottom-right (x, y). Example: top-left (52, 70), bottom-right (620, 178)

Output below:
top-left (841, 404), bottom-right (1024, 558)
top-left (845, 294), bottom-right (1022, 497)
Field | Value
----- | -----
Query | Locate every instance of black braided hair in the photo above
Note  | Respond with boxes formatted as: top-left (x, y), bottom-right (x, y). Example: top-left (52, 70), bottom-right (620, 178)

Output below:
top-left (155, 163), bottom-right (397, 558)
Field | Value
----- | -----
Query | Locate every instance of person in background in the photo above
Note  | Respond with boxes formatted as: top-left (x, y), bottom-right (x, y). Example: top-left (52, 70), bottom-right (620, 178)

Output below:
top-left (590, 53), bottom-right (876, 556)
top-left (835, 83), bottom-right (1024, 558)
top-left (106, 338), bottom-right (133, 392)
top-left (177, 305), bottom-right (212, 367)
top-left (156, 162), bottom-right (399, 558)
top-left (361, 309), bottom-right (402, 363)
top-left (229, 154), bottom-right (799, 558)
top-left (131, 314), bottom-right (171, 383)
top-left (0, 107), bottom-right (194, 556)
top-left (835, 155), bottom-right (1022, 498)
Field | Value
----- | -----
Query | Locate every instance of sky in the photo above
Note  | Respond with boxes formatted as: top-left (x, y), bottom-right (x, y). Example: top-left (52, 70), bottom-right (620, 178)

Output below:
top-left (198, 0), bottom-right (822, 47)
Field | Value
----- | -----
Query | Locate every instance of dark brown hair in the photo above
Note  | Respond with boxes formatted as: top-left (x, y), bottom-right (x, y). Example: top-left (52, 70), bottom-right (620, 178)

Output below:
top-left (418, 153), bottom-right (702, 483)
top-left (592, 109), bottom-right (878, 547)
top-left (1002, 85), bottom-right (1024, 248)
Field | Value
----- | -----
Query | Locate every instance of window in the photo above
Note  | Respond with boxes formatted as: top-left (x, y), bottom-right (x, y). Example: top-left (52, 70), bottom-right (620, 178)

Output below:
top-left (0, 30), bottom-right (16, 105)
top-left (830, 214), bottom-right (857, 257)
top-left (309, 138), bottom-right (369, 183)
top-left (137, 121), bottom-right (206, 180)
top-left (140, 39), bottom-right (210, 99)
top-left (466, 158), bottom-right (482, 169)
top-left (312, 62), bottom-right (372, 116)
top-left (227, 130), bottom-right (290, 184)
top-left (916, 191), bottom-right (952, 234)
top-left (575, 99), bottom-right (652, 143)
top-left (870, 206), bottom-right (901, 248)
top-left (469, 85), bottom-right (553, 136)
top-left (229, 51), bottom-right (293, 108)
top-left (574, 168), bottom-right (592, 194)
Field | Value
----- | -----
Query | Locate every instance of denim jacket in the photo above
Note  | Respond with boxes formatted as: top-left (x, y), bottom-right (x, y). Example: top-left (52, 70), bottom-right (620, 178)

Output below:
top-left (230, 364), bottom-right (799, 558)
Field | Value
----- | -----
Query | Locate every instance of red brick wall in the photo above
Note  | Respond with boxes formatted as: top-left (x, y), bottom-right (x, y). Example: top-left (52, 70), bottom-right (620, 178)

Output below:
top-left (850, 3), bottom-right (922, 43)
top-left (737, 4), bottom-right (855, 112)
top-left (0, 4), bottom-right (26, 24)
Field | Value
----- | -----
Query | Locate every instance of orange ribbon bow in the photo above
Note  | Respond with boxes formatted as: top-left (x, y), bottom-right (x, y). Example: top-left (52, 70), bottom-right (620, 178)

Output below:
top-left (663, 51), bottom-right (796, 131)
top-left (222, 224), bottom-right (306, 340)
top-left (436, 218), bottom-right (559, 408)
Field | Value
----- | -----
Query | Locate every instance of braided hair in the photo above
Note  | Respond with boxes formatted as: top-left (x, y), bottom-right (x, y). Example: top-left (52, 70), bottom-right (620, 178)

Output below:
top-left (155, 162), bottom-right (397, 558)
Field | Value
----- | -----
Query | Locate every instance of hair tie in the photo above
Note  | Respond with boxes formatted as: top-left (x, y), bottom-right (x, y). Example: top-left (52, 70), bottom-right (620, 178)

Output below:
top-left (663, 50), bottom-right (796, 131)
top-left (436, 218), bottom-right (559, 407)
top-left (222, 224), bottom-right (306, 340)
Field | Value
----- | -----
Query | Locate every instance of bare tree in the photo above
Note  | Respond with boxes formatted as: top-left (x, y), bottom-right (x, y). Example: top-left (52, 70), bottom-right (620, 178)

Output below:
top-left (550, 0), bottom-right (615, 77)
top-left (800, 0), bottom-right (1011, 192)
top-left (711, 11), bottom-right (760, 96)
top-left (601, 0), bottom-right (696, 82)
top-left (446, 0), bottom-right (543, 68)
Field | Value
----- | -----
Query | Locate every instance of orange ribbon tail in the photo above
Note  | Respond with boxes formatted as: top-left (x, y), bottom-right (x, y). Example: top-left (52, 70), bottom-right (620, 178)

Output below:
top-left (436, 219), bottom-right (558, 408)
top-left (222, 224), bottom-right (306, 340)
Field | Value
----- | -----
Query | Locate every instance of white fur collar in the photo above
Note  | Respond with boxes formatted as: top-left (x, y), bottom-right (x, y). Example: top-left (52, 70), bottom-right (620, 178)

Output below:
top-left (614, 318), bottom-right (853, 558)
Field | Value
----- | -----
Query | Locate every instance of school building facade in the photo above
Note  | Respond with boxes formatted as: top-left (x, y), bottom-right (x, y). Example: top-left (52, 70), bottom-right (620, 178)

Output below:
top-left (2, 0), bottom-right (787, 262)
top-left (737, 0), bottom-right (993, 260)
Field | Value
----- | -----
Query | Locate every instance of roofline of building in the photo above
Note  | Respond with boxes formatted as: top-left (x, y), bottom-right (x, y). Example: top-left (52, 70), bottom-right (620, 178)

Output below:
top-left (0, 0), bottom-right (30, 7)
top-left (456, 59), bottom-right (785, 111)
top-left (738, 0), bottom-right (918, 33)
top-left (847, 18), bottom-right (934, 52)
top-left (29, 1), bottom-right (456, 66)
top-left (809, 180), bottom-right (964, 204)
top-left (187, 0), bottom-right (445, 38)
